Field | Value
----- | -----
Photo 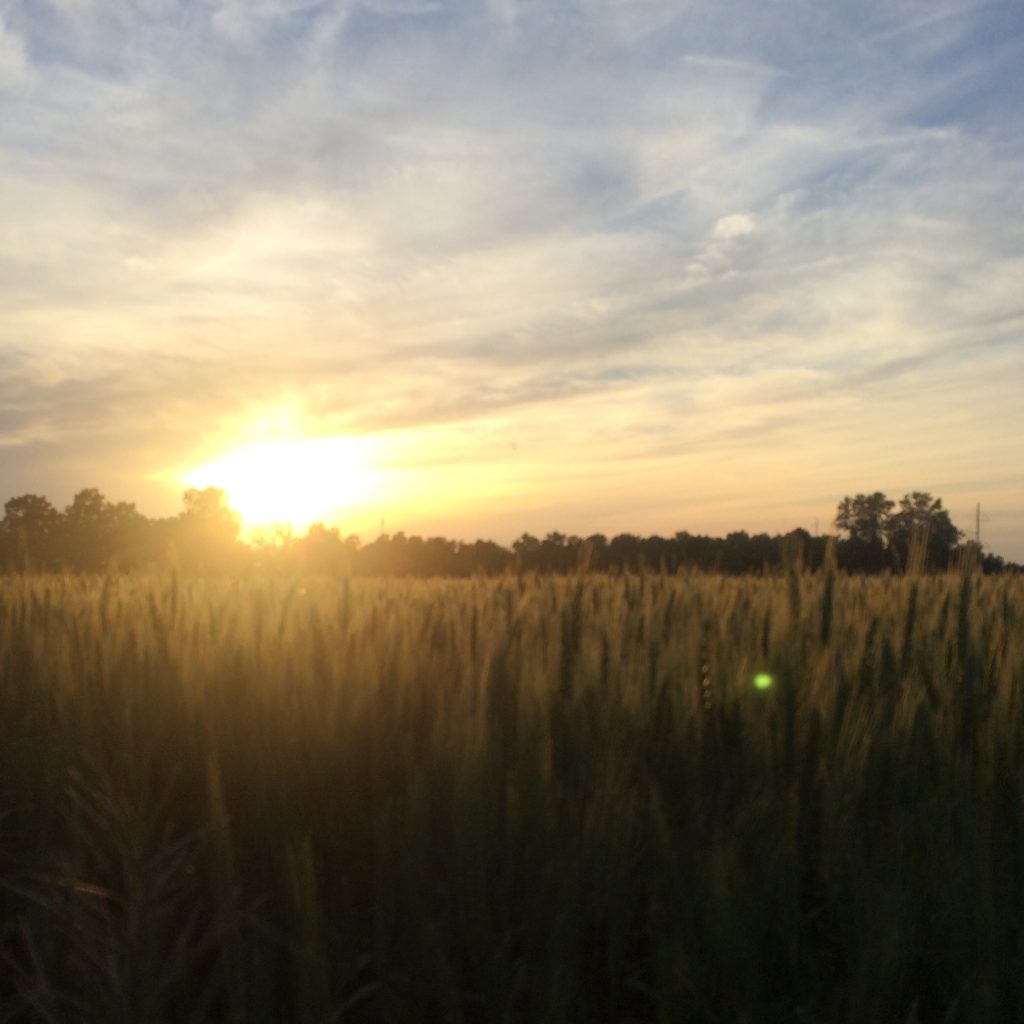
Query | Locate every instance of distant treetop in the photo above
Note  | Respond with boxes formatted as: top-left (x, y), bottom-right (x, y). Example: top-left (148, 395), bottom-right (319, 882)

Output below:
top-left (0, 486), bottom-right (1016, 576)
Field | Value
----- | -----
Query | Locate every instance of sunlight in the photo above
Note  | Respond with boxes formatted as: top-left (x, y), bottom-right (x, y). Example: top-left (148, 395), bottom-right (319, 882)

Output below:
top-left (185, 435), bottom-right (379, 535)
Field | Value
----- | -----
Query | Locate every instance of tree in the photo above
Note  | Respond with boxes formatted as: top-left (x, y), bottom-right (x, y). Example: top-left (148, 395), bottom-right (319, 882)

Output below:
top-left (834, 492), bottom-right (897, 572)
top-left (181, 487), bottom-right (241, 533)
top-left (540, 532), bottom-right (578, 573)
top-left (608, 534), bottom-right (642, 572)
top-left (512, 533), bottom-right (540, 571)
top-left (65, 487), bottom-right (107, 523)
top-left (1, 494), bottom-right (60, 569)
top-left (294, 522), bottom-right (355, 575)
top-left (888, 492), bottom-right (962, 571)
top-left (3, 493), bottom-right (59, 530)
top-left (835, 490), bottom-right (964, 573)
top-left (175, 487), bottom-right (241, 571)
top-left (721, 531), bottom-right (752, 573)
top-left (465, 539), bottom-right (512, 575)
top-left (60, 485), bottom-right (140, 569)
top-left (834, 492), bottom-right (895, 545)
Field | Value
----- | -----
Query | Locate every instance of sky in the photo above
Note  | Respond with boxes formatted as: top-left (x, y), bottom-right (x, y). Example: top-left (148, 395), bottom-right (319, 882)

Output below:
top-left (1, 0), bottom-right (1022, 557)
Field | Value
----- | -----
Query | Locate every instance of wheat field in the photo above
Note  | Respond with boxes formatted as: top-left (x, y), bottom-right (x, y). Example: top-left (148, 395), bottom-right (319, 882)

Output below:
top-left (1, 570), bottom-right (1023, 1022)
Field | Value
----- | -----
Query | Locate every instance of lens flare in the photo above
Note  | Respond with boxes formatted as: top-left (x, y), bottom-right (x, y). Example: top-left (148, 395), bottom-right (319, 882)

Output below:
top-left (753, 672), bottom-right (774, 690)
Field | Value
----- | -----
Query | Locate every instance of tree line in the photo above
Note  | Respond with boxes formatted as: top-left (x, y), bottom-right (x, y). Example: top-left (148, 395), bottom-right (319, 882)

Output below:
top-left (0, 486), bottom-right (1018, 576)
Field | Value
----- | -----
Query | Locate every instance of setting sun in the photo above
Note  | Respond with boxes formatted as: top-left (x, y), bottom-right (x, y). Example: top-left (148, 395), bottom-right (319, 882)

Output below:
top-left (184, 436), bottom-right (379, 535)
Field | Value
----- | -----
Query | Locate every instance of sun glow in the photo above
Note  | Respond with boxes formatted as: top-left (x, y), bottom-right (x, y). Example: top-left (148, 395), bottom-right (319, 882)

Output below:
top-left (185, 436), bottom-right (379, 535)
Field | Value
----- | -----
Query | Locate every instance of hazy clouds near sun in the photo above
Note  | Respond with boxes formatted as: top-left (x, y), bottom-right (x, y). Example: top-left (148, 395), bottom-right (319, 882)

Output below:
top-left (1, 0), bottom-right (1022, 554)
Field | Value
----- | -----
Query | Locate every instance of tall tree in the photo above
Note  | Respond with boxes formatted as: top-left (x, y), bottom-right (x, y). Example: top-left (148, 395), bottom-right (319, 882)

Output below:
top-left (834, 492), bottom-right (896, 572)
top-left (181, 487), bottom-right (240, 533)
top-left (888, 492), bottom-right (963, 571)
top-left (834, 492), bottom-right (895, 545)
top-left (62, 489), bottom-right (147, 570)
top-left (1, 494), bottom-right (60, 569)
top-left (175, 487), bottom-right (241, 571)
top-left (63, 488), bottom-right (113, 569)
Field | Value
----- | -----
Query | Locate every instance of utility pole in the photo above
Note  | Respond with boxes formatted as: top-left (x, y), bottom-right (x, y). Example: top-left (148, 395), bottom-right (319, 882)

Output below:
top-left (976, 502), bottom-right (981, 546)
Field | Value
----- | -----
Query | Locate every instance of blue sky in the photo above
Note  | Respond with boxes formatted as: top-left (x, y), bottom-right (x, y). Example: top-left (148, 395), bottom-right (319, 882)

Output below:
top-left (1, 0), bottom-right (1022, 555)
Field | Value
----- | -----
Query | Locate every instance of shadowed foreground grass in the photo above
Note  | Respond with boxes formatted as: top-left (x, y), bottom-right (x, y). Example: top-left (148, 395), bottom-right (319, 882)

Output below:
top-left (1, 571), bottom-right (1023, 1022)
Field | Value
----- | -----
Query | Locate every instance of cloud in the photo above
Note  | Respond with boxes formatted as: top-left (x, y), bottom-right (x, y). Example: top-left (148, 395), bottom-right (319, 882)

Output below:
top-left (713, 213), bottom-right (757, 240)
top-left (0, 0), bottom-right (1022, 554)
top-left (0, 15), bottom-right (32, 89)
top-left (209, 0), bottom-right (328, 46)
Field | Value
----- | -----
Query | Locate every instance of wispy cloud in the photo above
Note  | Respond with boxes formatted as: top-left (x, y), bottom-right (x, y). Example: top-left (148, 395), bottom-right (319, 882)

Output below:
top-left (0, 14), bottom-right (31, 89)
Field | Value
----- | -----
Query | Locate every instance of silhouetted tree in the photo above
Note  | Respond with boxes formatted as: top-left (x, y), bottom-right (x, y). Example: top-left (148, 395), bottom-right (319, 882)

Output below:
top-left (512, 534), bottom-right (540, 571)
top-left (835, 492), bottom-right (894, 545)
top-left (579, 534), bottom-right (608, 572)
top-left (539, 532), bottom-right (579, 573)
top-left (294, 522), bottom-right (356, 575)
top-left (608, 534), bottom-right (642, 572)
top-left (981, 552), bottom-right (1011, 575)
top-left (750, 531), bottom-right (782, 572)
top-left (834, 492), bottom-right (896, 572)
top-left (887, 492), bottom-right (963, 571)
top-left (61, 488), bottom-right (147, 570)
top-left (175, 487), bottom-right (242, 572)
top-left (834, 490), bottom-right (965, 573)
top-left (0, 484), bottom-right (1017, 577)
top-left (674, 531), bottom-right (716, 571)
top-left (721, 531), bottom-right (752, 573)
top-left (463, 539), bottom-right (513, 575)
top-left (1, 494), bottom-right (60, 569)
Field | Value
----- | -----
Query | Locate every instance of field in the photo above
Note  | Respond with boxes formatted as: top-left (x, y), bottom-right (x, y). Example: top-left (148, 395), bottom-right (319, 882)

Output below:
top-left (2, 570), bottom-right (1023, 1022)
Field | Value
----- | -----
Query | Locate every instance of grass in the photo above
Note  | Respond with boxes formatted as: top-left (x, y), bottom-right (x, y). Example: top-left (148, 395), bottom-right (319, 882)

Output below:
top-left (1, 569), bottom-right (1023, 1022)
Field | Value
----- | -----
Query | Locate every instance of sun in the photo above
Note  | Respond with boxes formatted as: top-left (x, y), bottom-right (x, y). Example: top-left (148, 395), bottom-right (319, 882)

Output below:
top-left (185, 435), bottom-right (378, 535)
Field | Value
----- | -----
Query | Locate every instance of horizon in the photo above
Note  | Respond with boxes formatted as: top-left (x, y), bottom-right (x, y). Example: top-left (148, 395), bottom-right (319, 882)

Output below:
top-left (2, 1), bottom-right (1022, 560)
top-left (4, 479), bottom-right (1016, 565)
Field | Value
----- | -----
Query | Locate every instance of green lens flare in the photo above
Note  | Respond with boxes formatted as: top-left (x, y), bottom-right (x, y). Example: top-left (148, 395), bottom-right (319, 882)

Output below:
top-left (753, 672), bottom-right (774, 690)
